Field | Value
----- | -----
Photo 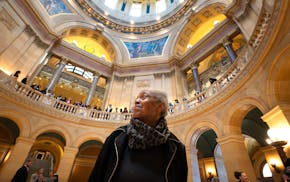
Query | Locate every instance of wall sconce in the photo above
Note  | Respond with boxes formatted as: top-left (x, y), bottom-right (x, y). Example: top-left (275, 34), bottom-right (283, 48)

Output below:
top-left (270, 163), bottom-right (280, 173)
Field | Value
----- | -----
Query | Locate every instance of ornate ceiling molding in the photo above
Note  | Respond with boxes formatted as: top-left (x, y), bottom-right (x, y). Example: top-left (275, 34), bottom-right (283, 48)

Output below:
top-left (75, 0), bottom-right (194, 34)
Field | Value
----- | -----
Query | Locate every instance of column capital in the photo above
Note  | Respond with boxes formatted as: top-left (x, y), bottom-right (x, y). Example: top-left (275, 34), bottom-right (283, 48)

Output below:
top-left (63, 146), bottom-right (79, 153)
top-left (16, 136), bottom-right (35, 145)
top-left (93, 72), bottom-right (101, 77)
top-left (190, 63), bottom-right (199, 69)
top-left (216, 134), bottom-right (244, 145)
top-left (60, 57), bottom-right (69, 64)
top-left (222, 36), bottom-right (232, 47)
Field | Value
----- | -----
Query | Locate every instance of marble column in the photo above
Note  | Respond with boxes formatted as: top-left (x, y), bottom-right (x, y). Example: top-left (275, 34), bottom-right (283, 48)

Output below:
top-left (191, 64), bottom-right (202, 93)
top-left (0, 137), bottom-right (34, 182)
top-left (217, 134), bottom-right (256, 182)
top-left (223, 37), bottom-right (237, 62)
top-left (214, 144), bottom-right (229, 182)
top-left (46, 58), bottom-right (68, 93)
top-left (57, 146), bottom-right (79, 182)
top-left (85, 73), bottom-right (100, 106)
top-left (190, 146), bottom-right (201, 182)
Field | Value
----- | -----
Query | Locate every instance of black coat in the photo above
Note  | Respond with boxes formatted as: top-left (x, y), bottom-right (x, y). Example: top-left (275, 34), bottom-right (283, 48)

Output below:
top-left (88, 126), bottom-right (188, 182)
top-left (11, 166), bottom-right (28, 182)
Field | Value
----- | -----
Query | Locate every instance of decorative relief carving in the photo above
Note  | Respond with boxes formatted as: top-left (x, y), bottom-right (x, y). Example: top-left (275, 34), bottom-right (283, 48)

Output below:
top-left (0, 8), bottom-right (18, 31)
top-left (136, 79), bottom-right (151, 89)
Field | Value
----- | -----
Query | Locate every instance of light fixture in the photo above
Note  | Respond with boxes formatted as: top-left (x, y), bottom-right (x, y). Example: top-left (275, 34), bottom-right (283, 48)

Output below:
top-left (207, 168), bottom-right (214, 177)
top-left (267, 127), bottom-right (289, 165)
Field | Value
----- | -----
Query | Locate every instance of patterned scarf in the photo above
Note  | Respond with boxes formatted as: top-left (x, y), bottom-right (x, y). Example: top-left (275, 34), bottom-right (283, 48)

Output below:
top-left (127, 117), bottom-right (171, 150)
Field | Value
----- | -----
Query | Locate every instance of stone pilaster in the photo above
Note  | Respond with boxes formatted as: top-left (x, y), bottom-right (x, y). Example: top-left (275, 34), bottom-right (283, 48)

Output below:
top-left (217, 134), bottom-right (256, 181)
top-left (0, 136), bottom-right (34, 182)
top-left (57, 146), bottom-right (79, 182)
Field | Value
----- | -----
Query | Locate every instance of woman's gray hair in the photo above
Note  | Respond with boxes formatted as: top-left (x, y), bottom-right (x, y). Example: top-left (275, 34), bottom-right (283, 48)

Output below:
top-left (147, 90), bottom-right (168, 117)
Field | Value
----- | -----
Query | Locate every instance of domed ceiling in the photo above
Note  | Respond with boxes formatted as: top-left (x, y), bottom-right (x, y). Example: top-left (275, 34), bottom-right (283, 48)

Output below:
top-left (75, 0), bottom-right (194, 34)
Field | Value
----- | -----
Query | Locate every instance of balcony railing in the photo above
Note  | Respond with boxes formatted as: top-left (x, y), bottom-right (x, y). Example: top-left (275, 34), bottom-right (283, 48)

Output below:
top-left (0, 45), bottom-right (253, 122)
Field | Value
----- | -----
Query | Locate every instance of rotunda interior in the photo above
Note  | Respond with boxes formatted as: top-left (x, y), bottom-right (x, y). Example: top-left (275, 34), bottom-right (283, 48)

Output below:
top-left (0, 0), bottom-right (289, 182)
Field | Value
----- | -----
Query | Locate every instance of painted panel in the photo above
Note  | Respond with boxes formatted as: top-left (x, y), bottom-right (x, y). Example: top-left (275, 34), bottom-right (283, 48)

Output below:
top-left (39, 0), bottom-right (71, 16)
top-left (124, 36), bottom-right (168, 59)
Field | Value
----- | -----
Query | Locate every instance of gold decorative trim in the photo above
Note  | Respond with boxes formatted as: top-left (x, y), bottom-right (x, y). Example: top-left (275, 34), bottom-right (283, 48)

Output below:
top-left (75, 0), bottom-right (194, 34)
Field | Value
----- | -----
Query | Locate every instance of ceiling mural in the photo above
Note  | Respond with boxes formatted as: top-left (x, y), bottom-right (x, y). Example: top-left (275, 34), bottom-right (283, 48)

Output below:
top-left (39, 0), bottom-right (71, 16)
top-left (124, 36), bottom-right (168, 59)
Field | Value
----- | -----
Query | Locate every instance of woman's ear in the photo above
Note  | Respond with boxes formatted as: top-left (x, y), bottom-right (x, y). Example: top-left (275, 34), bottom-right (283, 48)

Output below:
top-left (158, 103), bottom-right (165, 117)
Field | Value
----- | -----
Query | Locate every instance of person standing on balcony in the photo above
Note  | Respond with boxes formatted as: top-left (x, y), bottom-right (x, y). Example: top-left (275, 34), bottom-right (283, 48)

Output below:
top-left (89, 90), bottom-right (188, 182)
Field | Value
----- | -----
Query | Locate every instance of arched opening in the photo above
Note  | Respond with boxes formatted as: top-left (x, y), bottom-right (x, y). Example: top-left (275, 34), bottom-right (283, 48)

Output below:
top-left (0, 117), bottom-right (20, 166)
top-left (196, 129), bottom-right (220, 182)
top-left (242, 107), bottom-right (271, 181)
top-left (27, 132), bottom-right (65, 178)
top-left (70, 140), bottom-right (103, 182)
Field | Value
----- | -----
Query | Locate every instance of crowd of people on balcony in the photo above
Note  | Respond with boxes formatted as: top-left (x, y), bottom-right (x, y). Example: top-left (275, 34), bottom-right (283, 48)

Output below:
top-left (4, 69), bottom-right (232, 119)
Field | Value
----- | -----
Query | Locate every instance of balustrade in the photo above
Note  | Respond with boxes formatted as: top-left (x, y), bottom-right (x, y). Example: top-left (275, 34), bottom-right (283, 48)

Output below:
top-left (0, 44), bottom-right (254, 121)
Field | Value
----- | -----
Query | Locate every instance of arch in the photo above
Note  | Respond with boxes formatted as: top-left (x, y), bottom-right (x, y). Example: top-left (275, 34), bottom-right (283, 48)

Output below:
top-left (59, 26), bottom-right (118, 63)
top-left (31, 124), bottom-right (71, 146)
top-left (266, 46), bottom-right (290, 106)
top-left (185, 120), bottom-right (220, 147)
top-left (223, 97), bottom-right (269, 136)
top-left (0, 107), bottom-right (31, 137)
top-left (72, 132), bottom-right (105, 148)
top-left (174, 3), bottom-right (226, 56)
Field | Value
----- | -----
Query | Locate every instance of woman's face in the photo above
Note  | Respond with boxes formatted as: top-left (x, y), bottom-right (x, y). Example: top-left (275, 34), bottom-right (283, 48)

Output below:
top-left (240, 172), bottom-right (249, 182)
top-left (133, 91), bottom-right (163, 127)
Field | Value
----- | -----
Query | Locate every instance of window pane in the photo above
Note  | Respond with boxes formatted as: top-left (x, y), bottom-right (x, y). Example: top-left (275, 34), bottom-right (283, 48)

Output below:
top-left (121, 2), bottom-right (126, 11)
top-left (65, 64), bottom-right (75, 72)
top-left (83, 71), bottom-right (93, 80)
top-left (74, 67), bottom-right (84, 75)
